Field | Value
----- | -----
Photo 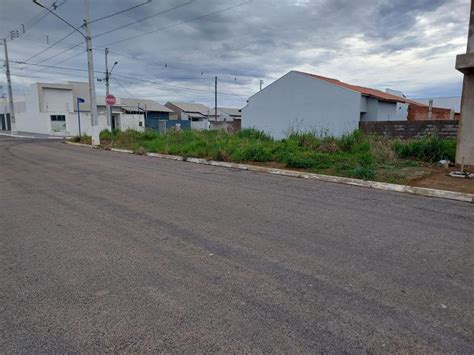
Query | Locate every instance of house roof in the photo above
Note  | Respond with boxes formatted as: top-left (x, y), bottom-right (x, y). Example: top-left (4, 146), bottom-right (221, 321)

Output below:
top-left (166, 102), bottom-right (210, 115)
top-left (295, 71), bottom-right (426, 106)
top-left (120, 98), bottom-right (173, 113)
top-left (215, 107), bottom-right (242, 117)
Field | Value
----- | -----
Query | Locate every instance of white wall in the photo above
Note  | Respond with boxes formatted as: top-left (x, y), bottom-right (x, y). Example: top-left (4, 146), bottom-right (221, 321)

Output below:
top-left (242, 71), bottom-right (361, 138)
top-left (191, 119), bottom-right (209, 130)
top-left (120, 114), bottom-right (145, 132)
top-left (377, 101), bottom-right (399, 121)
top-left (41, 88), bottom-right (74, 113)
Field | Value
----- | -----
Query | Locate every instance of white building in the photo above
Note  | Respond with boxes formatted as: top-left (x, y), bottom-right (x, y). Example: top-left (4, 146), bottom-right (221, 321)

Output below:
top-left (0, 81), bottom-right (168, 136)
top-left (242, 71), bottom-right (422, 139)
top-left (209, 107), bottom-right (242, 122)
top-left (164, 101), bottom-right (211, 130)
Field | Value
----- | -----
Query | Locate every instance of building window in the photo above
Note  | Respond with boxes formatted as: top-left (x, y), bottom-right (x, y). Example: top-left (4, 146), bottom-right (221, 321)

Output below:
top-left (139, 122), bottom-right (143, 127)
top-left (51, 115), bottom-right (66, 122)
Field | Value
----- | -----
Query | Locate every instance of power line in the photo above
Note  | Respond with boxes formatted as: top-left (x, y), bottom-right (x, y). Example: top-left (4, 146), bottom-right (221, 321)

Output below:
top-left (9, 60), bottom-right (247, 97)
top-left (21, 0), bottom-right (154, 64)
top-left (89, 0), bottom-right (152, 25)
top-left (98, 1), bottom-right (250, 47)
top-left (113, 72), bottom-right (247, 97)
top-left (22, 29), bottom-right (77, 63)
top-left (108, 50), bottom-right (246, 83)
top-left (93, 1), bottom-right (195, 39)
top-left (112, 77), bottom-right (136, 99)
top-left (21, 49), bottom-right (84, 76)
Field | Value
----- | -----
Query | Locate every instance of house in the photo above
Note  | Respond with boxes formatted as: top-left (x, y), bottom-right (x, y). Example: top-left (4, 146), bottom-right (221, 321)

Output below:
top-left (210, 107), bottom-right (242, 122)
top-left (2, 81), bottom-right (170, 136)
top-left (165, 101), bottom-right (211, 130)
top-left (242, 71), bottom-right (431, 139)
top-left (119, 98), bottom-right (174, 131)
top-left (412, 96), bottom-right (461, 118)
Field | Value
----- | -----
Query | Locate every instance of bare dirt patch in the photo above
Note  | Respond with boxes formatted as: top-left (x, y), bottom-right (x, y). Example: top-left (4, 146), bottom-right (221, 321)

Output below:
top-left (409, 167), bottom-right (474, 194)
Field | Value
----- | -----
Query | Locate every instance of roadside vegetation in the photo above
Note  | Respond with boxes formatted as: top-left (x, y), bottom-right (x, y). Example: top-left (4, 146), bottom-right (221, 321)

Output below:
top-left (73, 129), bottom-right (456, 184)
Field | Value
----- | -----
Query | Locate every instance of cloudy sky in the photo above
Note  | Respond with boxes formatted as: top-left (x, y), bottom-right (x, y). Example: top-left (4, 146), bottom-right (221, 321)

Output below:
top-left (0, 0), bottom-right (471, 108)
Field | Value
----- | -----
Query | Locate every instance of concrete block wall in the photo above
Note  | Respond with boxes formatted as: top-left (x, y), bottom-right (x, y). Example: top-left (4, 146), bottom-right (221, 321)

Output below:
top-left (359, 120), bottom-right (459, 139)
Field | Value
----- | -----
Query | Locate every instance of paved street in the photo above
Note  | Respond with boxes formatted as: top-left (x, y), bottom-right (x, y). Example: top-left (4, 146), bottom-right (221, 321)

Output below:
top-left (1, 136), bottom-right (473, 353)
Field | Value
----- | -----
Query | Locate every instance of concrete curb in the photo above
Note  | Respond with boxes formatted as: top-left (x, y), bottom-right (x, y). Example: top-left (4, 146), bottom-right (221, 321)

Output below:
top-left (64, 141), bottom-right (474, 203)
top-left (0, 132), bottom-right (65, 139)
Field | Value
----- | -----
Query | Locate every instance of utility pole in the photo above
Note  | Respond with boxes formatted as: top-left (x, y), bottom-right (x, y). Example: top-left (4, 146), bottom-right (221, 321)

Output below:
top-left (105, 48), bottom-right (111, 129)
top-left (83, 0), bottom-right (99, 146)
top-left (455, 0), bottom-right (474, 167)
top-left (215, 76), bottom-right (218, 122)
top-left (2, 39), bottom-right (16, 133)
top-left (260, 79), bottom-right (264, 91)
top-left (33, 0), bottom-right (100, 145)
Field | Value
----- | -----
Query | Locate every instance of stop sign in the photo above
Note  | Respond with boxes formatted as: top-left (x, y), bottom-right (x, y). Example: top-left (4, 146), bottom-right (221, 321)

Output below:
top-left (106, 94), bottom-right (116, 106)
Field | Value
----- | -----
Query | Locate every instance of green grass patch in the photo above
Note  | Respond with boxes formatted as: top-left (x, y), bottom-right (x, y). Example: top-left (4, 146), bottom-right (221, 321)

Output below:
top-left (82, 129), bottom-right (456, 184)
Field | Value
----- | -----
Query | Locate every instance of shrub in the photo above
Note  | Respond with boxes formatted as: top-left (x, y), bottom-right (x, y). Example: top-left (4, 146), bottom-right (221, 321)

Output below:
top-left (100, 129), bottom-right (111, 140)
top-left (393, 136), bottom-right (456, 162)
top-left (350, 166), bottom-right (375, 180)
top-left (337, 130), bottom-right (365, 152)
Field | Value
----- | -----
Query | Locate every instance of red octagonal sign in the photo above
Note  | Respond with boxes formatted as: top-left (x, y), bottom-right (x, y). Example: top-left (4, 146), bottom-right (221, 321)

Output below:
top-left (106, 94), bottom-right (116, 106)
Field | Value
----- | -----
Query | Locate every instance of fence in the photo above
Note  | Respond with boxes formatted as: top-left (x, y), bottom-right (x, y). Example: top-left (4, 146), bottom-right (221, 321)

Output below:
top-left (359, 120), bottom-right (459, 139)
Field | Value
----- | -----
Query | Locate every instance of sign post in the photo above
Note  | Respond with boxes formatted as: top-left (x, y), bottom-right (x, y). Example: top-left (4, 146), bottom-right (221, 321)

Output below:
top-left (106, 94), bottom-right (116, 144)
top-left (77, 97), bottom-right (85, 136)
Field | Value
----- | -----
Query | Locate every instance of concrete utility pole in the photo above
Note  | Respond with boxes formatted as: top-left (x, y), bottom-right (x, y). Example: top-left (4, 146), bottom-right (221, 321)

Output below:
top-left (33, 0), bottom-right (100, 145)
top-left (2, 39), bottom-right (16, 133)
top-left (260, 79), bottom-right (264, 91)
top-left (105, 48), bottom-right (111, 128)
top-left (83, 0), bottom-right (99, 146)
top-left (215, 76), bottom-right (218, 121)
top-left (455, 0), bottom-right (474, 167)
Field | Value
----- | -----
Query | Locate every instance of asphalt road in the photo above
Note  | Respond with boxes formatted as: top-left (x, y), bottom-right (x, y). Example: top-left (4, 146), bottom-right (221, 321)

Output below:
top-left (1, 137), bottom-right (473, 353)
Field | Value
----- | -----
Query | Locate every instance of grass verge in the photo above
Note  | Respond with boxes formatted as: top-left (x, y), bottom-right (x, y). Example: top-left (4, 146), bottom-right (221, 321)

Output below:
top-left (74, 129), bottom-right (457, 185)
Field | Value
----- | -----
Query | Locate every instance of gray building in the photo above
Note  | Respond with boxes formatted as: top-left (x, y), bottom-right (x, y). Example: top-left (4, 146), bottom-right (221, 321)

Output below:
top-left (242, 71), bottom-right (421, 138)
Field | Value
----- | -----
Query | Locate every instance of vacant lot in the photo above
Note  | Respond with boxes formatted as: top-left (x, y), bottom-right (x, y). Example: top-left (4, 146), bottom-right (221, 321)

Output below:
top-left (75, 129), bottom-right (472, 192)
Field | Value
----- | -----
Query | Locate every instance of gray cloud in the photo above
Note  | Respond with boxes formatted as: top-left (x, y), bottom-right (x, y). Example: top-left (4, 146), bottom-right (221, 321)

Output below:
top-left (0, 0), bottom-right (470, 107)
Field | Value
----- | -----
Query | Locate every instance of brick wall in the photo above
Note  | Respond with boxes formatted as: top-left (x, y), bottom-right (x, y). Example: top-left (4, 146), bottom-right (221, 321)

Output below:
top-left (407, 104), bottom-right (458, 121)
top-left (359, 120), bottom-right (459, 139)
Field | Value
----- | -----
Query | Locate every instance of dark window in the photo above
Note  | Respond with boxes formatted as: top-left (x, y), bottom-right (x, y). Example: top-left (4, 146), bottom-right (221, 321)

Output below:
top-left (139, 122), bottom-right (143, 127)
top-left (51, 115), bottom-right (66, 122)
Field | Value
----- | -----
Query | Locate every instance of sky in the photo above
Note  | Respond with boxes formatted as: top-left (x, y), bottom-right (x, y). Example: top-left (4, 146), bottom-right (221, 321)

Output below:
top-left (0, 0), bottom-right (471, 108)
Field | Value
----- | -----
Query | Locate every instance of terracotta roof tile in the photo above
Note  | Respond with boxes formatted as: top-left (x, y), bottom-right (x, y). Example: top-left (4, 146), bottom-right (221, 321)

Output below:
top-left (296, 71), bottom-right (426, 106)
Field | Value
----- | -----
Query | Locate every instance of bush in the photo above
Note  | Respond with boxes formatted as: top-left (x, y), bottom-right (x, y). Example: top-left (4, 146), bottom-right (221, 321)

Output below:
top-left (350, 166), bottom-right (375, 180)
top-left (393, 136), bottom-right (456, 162)
top-left (100, 129), bottom-right (111, 140)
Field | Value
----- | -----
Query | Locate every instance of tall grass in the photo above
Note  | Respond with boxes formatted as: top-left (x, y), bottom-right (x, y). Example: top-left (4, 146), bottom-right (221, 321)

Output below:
top-left (393, 136), bottom-right (456, 162)
top-left (90, 129), bottom-right (456, 182)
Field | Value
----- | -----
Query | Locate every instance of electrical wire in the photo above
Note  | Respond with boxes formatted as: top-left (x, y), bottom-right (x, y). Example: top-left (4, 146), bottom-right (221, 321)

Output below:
top-left (98, 1), bottom-right (250, 47)
top-left (93, 1), bottom-right (195, 39)
top-left (9, 61), bottom-right (248, 98)
top-left (20, 0), bottom-right (155, 64)
top-left (89, 0), bottom-right (153, 25)
top-left (113, 72), bottom-right (247, 97)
